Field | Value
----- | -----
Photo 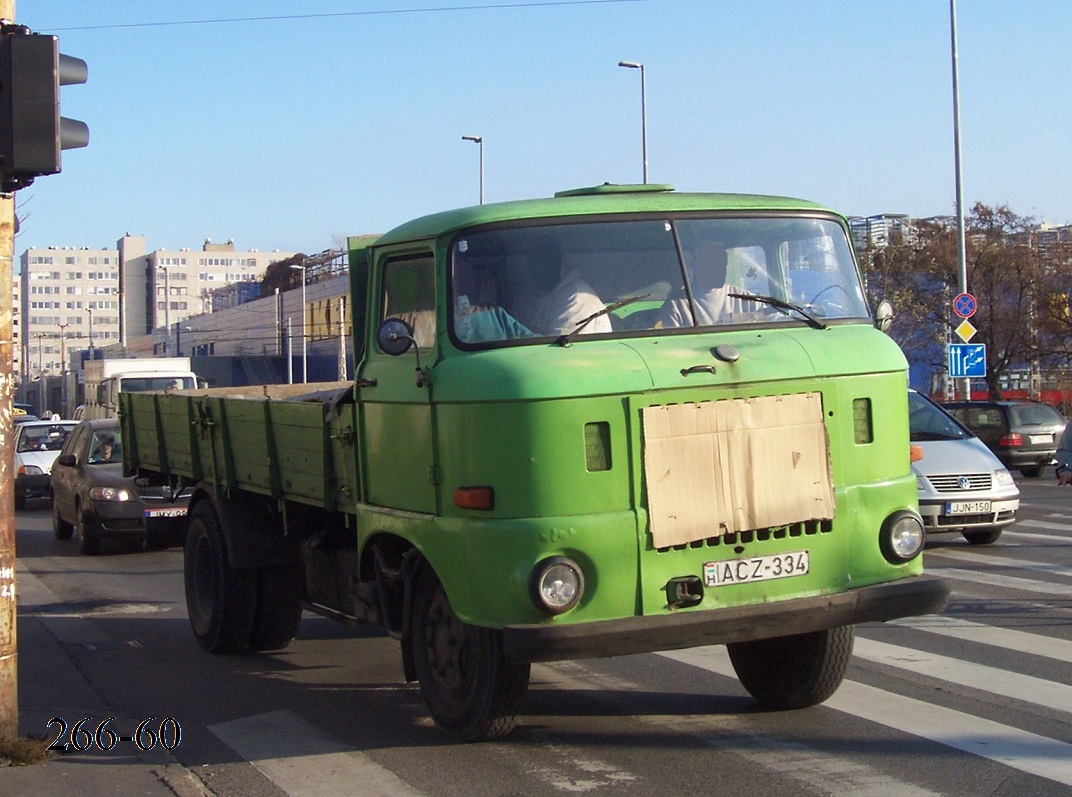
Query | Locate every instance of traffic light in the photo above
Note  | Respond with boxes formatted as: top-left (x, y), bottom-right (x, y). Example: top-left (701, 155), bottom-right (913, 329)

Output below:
top-left (0, 25), bottom-right (88, 191)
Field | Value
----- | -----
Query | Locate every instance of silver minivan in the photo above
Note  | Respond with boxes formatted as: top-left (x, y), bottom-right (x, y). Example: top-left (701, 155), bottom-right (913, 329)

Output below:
top-left (910, 390), bottom-right (1019, 545)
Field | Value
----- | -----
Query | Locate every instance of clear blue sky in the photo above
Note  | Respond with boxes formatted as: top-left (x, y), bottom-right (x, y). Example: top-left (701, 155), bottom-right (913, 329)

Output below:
top-left (12, 0), bottom-right (1072, 258)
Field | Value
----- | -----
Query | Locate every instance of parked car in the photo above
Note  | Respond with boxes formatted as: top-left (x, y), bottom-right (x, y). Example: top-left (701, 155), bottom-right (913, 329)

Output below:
top-left (942, 399), bottom-right (1067, 477)
top-left (13, 420), bottom-right (78, 509)
top-left (14, 402), bottom-right (39, 417)
top-left (911, 390), bottom-right (1019, 545)
top-left (50, 418), bottom-right (192, 554)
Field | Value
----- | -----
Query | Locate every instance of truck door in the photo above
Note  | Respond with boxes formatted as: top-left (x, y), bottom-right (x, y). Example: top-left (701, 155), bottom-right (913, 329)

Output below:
top-left (356, 250), bottom-right (437, 514)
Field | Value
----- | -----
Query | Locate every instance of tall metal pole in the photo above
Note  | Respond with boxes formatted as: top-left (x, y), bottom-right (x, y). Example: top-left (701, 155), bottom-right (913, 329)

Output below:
top-left (286, 317), bottom-right (293, 384)
top-left (1, 0), bottom-right (20, 755)
top-left (618, 61), bottom-right (648, 184)
top-left (290, 265), bottom-right (307, 383)
top-left (950, 0), bottom-right (970, 400)
top-left (462, 135), bottom-right (484, 204)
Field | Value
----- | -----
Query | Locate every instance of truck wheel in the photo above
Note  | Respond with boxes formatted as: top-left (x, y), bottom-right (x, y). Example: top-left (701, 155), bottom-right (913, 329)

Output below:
top-left (77, 505), bottom-right (101, 555)
top-left (52, 497), bottom-right (74, 540)
top-left (727, 625), bottom-right (854, 710)
top-left (962, 527), bottom-right (1002, 545)
top-left (184, 501), bottom-right (256, 653)
top-left (249, 559), bottom-right (303, 652)
top-left (14, 493), bottom-right (26, 511)
top-left (411, 569), bottom-right (530, 741)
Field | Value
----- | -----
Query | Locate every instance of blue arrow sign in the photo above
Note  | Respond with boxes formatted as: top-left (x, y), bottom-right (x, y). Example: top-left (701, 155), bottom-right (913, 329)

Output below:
top-left (948, 343), bottom-right (986, 377)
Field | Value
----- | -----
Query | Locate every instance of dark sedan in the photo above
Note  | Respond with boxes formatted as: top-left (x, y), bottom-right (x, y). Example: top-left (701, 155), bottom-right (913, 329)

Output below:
top-left (50, 418), bottom-right (191, 554)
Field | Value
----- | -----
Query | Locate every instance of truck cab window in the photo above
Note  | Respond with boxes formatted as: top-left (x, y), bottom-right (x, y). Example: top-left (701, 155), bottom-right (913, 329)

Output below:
top-left (382, 255), bottom-right (436, 349)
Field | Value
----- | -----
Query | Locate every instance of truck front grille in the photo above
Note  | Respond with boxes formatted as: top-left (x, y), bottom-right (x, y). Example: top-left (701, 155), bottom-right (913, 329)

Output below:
top-left (654, 518), bottom-right (833, 553)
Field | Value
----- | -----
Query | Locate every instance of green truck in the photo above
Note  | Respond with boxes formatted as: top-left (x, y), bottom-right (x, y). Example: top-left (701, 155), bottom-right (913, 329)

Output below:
top-left (120, 184), bottom-right (948, 741)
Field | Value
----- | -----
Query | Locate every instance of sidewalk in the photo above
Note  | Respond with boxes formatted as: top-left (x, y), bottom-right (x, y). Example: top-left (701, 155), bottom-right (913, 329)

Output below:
top-left (0, 568), bottom-right (207, 796)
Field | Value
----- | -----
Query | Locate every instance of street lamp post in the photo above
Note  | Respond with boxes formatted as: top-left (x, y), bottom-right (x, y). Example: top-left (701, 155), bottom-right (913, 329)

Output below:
top-left (87, 307), bottom-right (94, 356)
top-left (617, 60), bottom-right (647, 184)
top-left (289, 264), bottom-right (308, 383)
top-left (462, 135), bottom-right (484, 204)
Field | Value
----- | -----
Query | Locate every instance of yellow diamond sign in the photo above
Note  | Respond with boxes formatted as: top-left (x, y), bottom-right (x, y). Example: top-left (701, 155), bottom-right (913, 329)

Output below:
top-left (955, 319), bottom-right (976, 343)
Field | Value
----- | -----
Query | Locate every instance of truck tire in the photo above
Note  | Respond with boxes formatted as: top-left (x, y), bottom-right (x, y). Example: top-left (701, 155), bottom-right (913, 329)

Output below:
top-left (52, 497), bottom-right (74, 540)
top-left (727, 625), bottom-right (854, 710)
top-left (249, 559), bottom-right (303, 652)
top-left (411, 569), bottom-right (530, 741)
top-left (184, 501), bottom-right (256, 653)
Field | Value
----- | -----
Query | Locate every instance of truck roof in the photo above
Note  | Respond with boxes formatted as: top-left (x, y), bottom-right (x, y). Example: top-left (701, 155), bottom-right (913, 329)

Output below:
top-left (375, 184), bottom-right (837, 247)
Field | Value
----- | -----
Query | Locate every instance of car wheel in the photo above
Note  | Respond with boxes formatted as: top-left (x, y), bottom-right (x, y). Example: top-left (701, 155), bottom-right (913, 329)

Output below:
top-left (52, 495), bottom-right (74, 540)
top-left (1020, 466), bottom-right (1042, 478)
top-left (963, 527), bottom-right (1002, 545)
top-left (77, 505), bottom-right (102, 556)
top-left (14, 492), bottom-right (26, 511)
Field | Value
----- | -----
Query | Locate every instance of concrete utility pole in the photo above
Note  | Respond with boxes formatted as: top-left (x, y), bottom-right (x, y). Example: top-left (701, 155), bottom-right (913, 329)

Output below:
top-left (1, 0), bottom-right (20, 755)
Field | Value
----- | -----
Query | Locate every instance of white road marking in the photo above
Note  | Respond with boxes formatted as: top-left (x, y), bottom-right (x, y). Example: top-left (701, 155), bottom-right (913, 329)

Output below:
top-left (926, 547), bottom-right (1072, 576)
top-left (660, 646), bottom-right (1072, 787)
top-left (853, 637), bottom-right (1072, 712)
top-left (887, 614), bottom-right (1072, 663)
top-left (209, 710), bottom-right (425, 797)
top-left (927, 566), bottom-right (1072, 596)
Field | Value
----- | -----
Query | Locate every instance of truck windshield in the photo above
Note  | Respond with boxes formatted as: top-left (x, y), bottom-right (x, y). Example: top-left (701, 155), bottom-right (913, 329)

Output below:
top-left (449, 215), bottom-right (869, 346)
top-left (119, 376), bottom-right (195, 392)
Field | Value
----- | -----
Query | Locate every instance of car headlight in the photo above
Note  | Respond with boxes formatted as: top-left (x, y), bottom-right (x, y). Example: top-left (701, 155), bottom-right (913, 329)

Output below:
top-left (994, 468), bottom-right (1015, 487)
top-left (89, 486), bottom-right (133, 502)
top-left (17, 465), bottom-right (43, 476)
top-left (880, 510), bottom-right (925, 564)
top-left (530, 556), bottom-right (585, 615)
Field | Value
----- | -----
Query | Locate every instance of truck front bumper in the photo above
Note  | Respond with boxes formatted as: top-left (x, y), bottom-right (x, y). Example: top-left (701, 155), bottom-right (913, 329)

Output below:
top-left (501, 574), bottom-right (949, 664)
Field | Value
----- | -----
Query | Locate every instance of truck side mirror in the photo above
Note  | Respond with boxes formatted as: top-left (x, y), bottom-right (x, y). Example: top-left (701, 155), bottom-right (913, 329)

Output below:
top-left (378, 317), bottom-right (416, 356)
top-left (875, 300), bottom-right (894, 334)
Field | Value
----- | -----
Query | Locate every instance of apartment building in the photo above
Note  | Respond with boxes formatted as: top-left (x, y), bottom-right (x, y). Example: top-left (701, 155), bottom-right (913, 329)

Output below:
top-left (19, 236), bottom-right (297, 380)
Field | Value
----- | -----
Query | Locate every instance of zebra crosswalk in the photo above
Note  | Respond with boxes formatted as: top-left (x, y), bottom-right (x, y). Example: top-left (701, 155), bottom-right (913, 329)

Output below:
top-left (202, 523), bottom-right (1072, 796)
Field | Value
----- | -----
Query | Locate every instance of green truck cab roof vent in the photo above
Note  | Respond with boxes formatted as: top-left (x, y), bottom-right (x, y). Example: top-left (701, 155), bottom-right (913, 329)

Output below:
top-left (554, 183), bottom-right (675, 198)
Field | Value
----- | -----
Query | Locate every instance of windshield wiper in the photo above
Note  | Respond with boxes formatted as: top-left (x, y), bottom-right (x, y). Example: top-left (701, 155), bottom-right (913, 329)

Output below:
top-left (555, 294), bottom-right (650, 346)
top-left (728, 292), bottom-right (828, 330)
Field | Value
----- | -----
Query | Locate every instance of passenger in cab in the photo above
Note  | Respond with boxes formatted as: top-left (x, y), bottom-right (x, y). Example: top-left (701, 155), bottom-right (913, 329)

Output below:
top-left (656, 241), bottom-right (748, 327)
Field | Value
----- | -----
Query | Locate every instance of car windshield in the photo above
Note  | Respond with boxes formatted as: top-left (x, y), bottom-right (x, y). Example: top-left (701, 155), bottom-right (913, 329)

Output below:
top-left (17, 424), bottom-right (76, 453)
top-left (909, 392), bottom-right (971, 441)
top-left (88, 429), bottom-right (123, 464)
top-left (448, 215), bottom-right (869, 346)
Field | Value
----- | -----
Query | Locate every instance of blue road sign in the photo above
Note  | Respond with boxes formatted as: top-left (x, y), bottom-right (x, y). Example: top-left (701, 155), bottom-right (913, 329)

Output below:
top-left (953, 292), bottom-right (977, 318)
top-left (948, 343), bottom-right (986, 378)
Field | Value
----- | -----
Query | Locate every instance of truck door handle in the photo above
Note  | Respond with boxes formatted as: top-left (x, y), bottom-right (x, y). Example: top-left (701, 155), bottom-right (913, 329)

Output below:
top-left (680, 364), bottom-right (717, 376)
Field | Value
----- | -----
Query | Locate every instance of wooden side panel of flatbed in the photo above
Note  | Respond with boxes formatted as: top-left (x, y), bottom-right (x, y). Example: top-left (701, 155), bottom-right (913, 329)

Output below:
top-left (121, 382), bottom-right (358, 513)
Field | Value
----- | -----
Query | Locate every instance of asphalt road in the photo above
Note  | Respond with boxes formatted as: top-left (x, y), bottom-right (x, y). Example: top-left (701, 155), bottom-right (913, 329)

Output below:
top-left (7, 474), bottom-right (1072, 797)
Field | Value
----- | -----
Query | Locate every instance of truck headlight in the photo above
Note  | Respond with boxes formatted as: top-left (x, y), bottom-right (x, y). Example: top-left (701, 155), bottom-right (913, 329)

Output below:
top-left (530, 556), bottom-right (584, 615)
top-left (880, 510), bottom-right (925, 563)
top-left (17, 465), bottom-right (43, 476)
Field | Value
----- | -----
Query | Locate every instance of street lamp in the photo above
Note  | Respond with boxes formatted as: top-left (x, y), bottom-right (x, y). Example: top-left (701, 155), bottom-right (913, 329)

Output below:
top-left (462, 135), bottom-right (484, 204)
top-left (617, 60), bottom-right (647, 184)
top-left (290, 264), bottom-right (308, 383)
top-left (86, 307), bottom-right (94, 356)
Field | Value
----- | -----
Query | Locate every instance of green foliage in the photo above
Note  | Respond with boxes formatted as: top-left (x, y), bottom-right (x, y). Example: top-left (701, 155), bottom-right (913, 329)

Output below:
top-left (860, 203), bottom-right (1072, 398)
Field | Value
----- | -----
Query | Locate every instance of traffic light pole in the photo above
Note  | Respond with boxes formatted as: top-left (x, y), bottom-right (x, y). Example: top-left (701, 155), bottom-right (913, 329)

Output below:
top-left (0, 0), bottom-right (19, 758)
